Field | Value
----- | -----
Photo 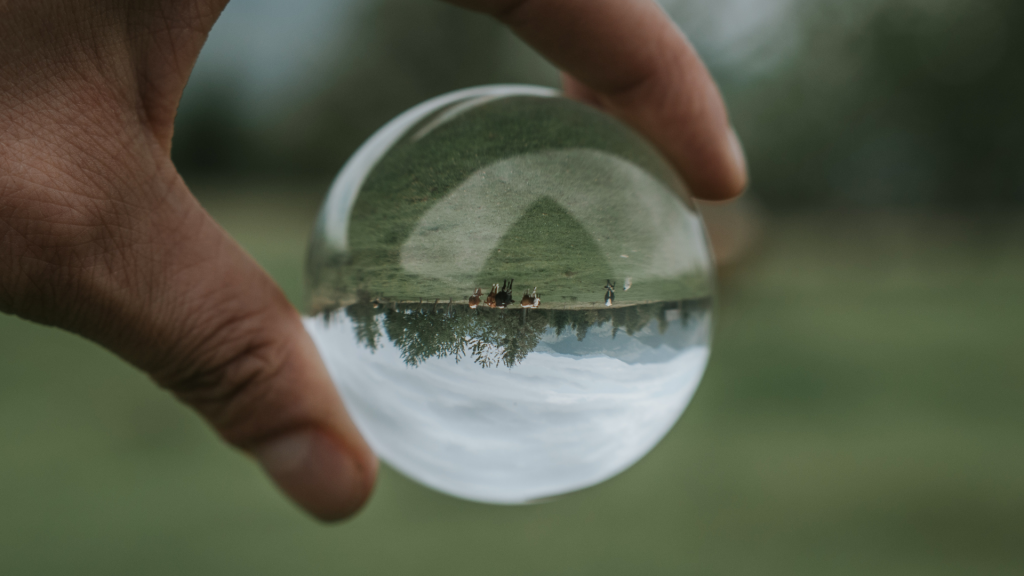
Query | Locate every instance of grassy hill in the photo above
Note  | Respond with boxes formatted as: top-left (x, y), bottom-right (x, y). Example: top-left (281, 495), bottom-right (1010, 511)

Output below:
top-left (308, 95), bottom-right (713, 313)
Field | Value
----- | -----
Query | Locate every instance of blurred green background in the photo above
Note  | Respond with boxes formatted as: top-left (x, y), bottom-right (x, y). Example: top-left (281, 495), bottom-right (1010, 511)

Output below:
top-left (2, 0), bottom-right (1023, 573)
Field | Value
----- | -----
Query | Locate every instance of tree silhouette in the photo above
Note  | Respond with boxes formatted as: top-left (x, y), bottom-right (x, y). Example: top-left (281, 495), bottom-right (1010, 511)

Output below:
top-left (333, 297), bottom-right (711, 369)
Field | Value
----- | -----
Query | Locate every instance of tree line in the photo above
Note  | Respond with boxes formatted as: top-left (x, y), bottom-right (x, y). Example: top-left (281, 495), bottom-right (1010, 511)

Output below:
top-left (321, 298), bottom-right (711, 369)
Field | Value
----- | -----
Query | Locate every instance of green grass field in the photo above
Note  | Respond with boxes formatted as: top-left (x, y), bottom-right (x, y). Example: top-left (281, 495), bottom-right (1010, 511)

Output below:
top-left (1, 192), bottom-right (1022, 575)
top-left (307, 96), bottom-right (712, 312)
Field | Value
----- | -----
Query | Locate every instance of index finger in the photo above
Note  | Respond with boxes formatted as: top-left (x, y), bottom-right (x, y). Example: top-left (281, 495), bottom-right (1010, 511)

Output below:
top-left (446, 0), bottom-right (747, 200)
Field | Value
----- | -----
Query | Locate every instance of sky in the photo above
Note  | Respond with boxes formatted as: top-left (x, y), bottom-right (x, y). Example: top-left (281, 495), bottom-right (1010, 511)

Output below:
top-left (306, 313), bottom-right (711, 504)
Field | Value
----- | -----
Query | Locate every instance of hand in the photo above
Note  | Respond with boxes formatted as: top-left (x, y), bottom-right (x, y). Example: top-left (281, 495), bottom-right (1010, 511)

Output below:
top-left (449, 0), bottom-right (748, 200)
top-left (0, 0), bottom-right (374, 521)
top-left (0, 0), bottom-right (746, 522)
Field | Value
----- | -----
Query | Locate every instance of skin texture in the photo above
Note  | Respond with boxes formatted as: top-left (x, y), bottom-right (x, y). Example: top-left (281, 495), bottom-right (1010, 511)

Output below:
top-left (0, 0), bottom-right (746, 521)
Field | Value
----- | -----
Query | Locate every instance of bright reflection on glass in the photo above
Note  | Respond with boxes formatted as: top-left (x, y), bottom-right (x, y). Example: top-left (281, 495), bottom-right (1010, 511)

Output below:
top-left (305, 85), bottom-right (715, 504)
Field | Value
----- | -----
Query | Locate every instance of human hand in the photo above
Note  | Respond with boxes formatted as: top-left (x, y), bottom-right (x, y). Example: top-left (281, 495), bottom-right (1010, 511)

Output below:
top-left (449, 0), bottom-right (748, 201)
top-left (0, 0), bottom-right (375, 521)
top-left (0, 0), bottom-right (745, 522)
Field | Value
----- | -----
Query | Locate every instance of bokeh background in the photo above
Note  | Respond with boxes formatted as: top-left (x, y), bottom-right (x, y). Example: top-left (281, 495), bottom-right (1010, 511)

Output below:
top-left (1, 0), bottom-right (1022, 573)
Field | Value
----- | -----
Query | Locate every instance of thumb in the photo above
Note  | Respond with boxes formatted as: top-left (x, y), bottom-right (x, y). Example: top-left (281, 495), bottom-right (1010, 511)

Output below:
top-left (141, 193), bottom-right (378, 522)
top-left (9, 172), bottom-right (378, 521)
top-left (163, 299), bottom-right (379, 522)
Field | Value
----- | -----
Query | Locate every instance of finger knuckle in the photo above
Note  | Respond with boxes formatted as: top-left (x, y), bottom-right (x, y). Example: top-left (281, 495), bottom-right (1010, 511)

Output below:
top-left (159, 311), bottom-right (293, 447)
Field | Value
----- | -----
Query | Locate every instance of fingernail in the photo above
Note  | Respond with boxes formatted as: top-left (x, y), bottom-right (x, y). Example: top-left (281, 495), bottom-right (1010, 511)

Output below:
top-left (727, 127), bottom-right (748, 179)
top-left (253, 429), bottom-right (374, 521)
top-left (725, 127), bottom-right (750, 196)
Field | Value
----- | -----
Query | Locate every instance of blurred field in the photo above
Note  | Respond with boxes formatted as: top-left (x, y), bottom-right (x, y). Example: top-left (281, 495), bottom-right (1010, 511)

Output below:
top-left (1, 190), bottom-right (1022, 575)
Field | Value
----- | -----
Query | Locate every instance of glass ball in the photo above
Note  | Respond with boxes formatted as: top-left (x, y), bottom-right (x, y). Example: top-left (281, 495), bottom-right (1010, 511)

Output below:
top-left (305, 85), bottom-right (714, 504)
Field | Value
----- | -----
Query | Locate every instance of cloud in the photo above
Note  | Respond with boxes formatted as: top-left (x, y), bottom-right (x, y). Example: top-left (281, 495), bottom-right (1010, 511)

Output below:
top-left (306, 314), bottom-right (709, 503)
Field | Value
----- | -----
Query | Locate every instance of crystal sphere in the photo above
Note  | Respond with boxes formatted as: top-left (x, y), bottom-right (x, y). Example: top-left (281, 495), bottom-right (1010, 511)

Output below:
top-left (305, 85), bottom-right (714, 504)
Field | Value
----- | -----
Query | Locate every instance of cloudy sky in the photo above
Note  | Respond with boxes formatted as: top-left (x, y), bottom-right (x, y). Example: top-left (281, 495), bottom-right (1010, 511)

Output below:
top-left (306, 313), bottom-right (710, 504)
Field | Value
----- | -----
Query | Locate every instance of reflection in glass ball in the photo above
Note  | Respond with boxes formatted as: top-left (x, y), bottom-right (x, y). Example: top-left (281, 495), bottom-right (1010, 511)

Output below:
top-left (305, 85), bottom-right (714, 504)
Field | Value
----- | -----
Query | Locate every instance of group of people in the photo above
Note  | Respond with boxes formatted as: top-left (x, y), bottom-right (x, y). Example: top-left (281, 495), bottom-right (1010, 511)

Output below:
top-left (468, 280), bottom-right (540, 310)
top-left (465, 277), bottom-right (631, 310)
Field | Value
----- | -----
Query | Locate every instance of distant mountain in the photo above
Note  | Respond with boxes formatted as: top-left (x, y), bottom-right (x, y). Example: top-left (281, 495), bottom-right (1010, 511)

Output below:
top-left (535, 311), bottom-right (711, 365)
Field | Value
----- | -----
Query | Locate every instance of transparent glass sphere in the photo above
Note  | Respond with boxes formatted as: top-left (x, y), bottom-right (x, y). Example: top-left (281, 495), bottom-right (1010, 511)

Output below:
top-left (305, 85), bottom-right (714, 504)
